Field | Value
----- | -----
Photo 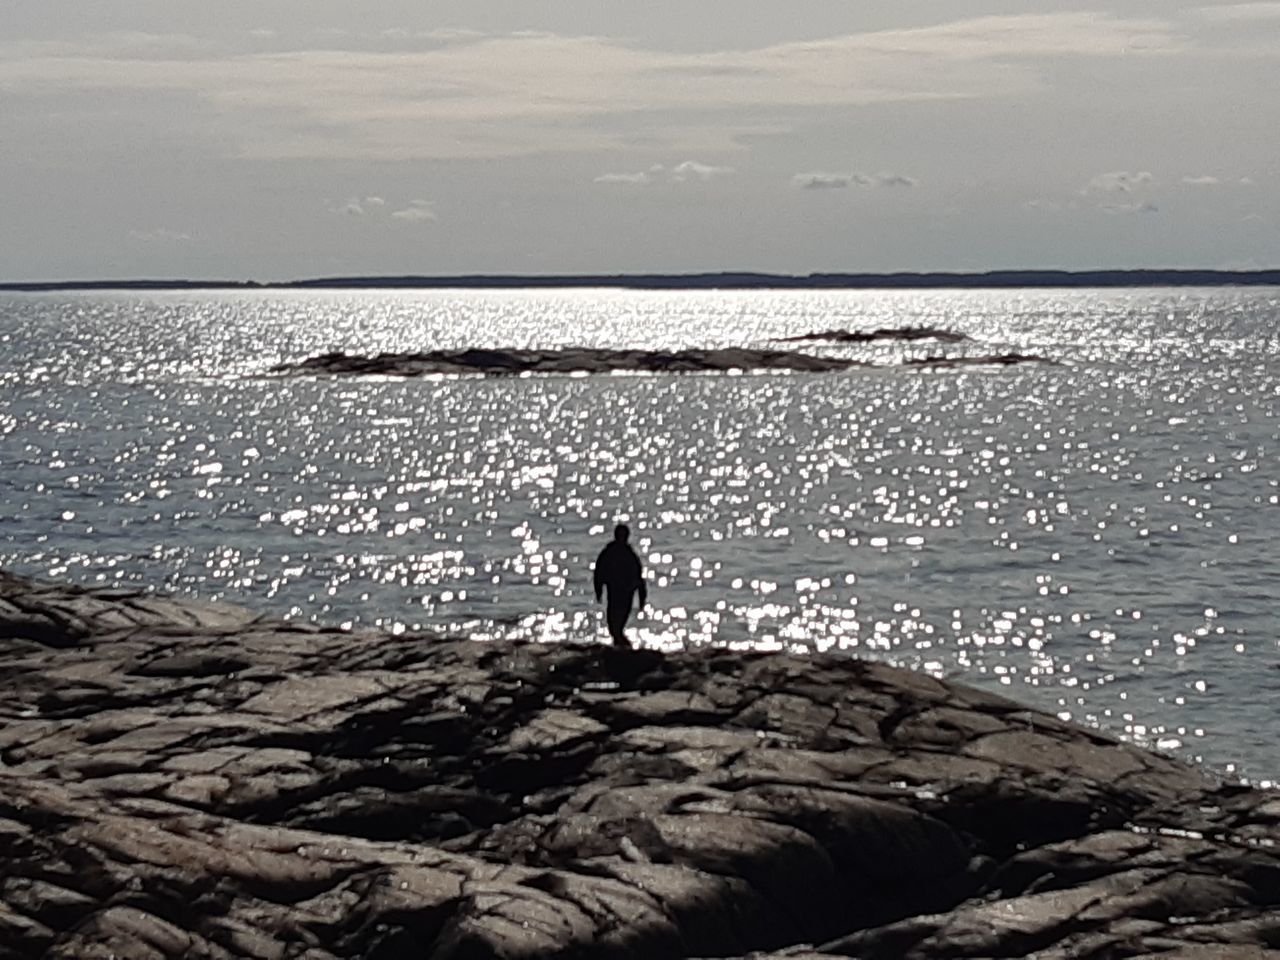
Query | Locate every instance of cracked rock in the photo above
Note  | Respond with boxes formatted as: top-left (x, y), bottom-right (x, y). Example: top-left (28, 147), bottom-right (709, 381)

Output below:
top-left (1, 569), bottom-right (1276, 959)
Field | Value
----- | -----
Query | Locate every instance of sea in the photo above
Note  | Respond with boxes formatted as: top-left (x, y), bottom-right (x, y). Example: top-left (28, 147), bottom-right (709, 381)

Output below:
top-left (2, 287), bottom-right (1278, 785)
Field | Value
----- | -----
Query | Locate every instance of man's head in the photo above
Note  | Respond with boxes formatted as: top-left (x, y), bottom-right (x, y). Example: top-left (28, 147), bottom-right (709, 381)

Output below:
top-left (614, 523), bottom-right (630, 542)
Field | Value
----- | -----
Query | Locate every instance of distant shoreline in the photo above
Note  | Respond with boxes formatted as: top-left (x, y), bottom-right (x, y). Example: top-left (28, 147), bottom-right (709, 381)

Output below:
top-left (3, 268), bottom-right (1280, 292)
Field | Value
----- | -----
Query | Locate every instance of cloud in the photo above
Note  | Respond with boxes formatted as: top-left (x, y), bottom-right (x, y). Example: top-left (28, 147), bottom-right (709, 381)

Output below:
top-left (1181, 175), bottom-right (1256, 186)
top-left (381, 27), bottom-right (486, 43)
top-left (389, 200), bottom-right (437, 222)
top-left (670, 160), bottom-right (734, 181)
top-left (793, 173), bottom-right (853, 190)
top-left (417, 28), bottom-right (487, 42)
top-left (594, 162), bottom-right (732, 185)
top-left (326, 196), bottom-right (386, 215)
top-left (1082, 171), bottom-right (1155, 194)
top-left (1100, 200), bottom-right (1159, 214)
top-left (792, 172), bottom-right (916, 189)
top-left (0, 13), bottom-right (1188, 161)
top-left (1074, 172), bottom-right (1159, 212)
top-left (594, 171), bottom-right (651, 184)
top-left (1026, 195), bottom-right (1164, 215)
top-left (1194, 2), bottom-right (1280, 20)
top-left (328, 196), bottom-right (434, 221)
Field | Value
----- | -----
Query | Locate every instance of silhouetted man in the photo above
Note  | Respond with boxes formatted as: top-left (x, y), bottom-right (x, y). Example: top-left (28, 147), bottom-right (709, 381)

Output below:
top-left (593, 524), bottom-right (647, 648)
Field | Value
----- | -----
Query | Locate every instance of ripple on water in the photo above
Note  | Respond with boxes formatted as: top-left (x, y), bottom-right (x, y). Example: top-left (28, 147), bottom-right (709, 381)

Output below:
top-left (2, 288), bottom-right (1280, 785)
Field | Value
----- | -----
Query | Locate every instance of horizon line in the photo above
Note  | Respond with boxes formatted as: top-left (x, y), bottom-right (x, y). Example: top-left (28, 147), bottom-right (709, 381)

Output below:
top-left (4, 267), bottom-right (1280, 292)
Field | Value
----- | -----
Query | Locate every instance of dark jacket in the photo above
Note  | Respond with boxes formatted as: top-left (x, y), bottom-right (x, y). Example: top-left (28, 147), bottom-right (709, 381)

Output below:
top-left (594, 542), bottom-right (647, 606)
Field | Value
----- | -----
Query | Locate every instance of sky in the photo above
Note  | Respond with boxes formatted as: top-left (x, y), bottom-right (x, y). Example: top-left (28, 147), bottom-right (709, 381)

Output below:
top-left (2, 1), bottom-right (1278, 280)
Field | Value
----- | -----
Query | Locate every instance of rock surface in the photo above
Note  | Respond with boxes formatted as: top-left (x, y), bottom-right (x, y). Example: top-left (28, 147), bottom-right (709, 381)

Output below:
top-left (2, 569), bottom-right (1277, 959)
top-left (268, 346), bottom-right (1053, 379)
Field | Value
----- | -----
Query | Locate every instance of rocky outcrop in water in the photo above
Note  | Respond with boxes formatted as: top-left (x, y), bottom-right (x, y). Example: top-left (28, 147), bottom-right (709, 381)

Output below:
top-left (904, 352), bottom-right (1060, 368)
top-left (269, 346), bottom-right (1054, 378)
top-left (2, 570), bottom-right (1277, 959)
top-left (776, 326), bottom-right (969, 344)
top-left (272, 347), bottom-right (866, 377)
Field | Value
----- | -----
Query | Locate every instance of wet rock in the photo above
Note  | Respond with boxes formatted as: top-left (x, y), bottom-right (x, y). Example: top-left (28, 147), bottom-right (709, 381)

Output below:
top-left (1, 569), bottom-right (1276, 959)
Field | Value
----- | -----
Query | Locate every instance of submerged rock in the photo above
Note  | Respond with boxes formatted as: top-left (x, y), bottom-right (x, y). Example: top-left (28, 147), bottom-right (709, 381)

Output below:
top-left (1, 570), bottom-right (1275, 959)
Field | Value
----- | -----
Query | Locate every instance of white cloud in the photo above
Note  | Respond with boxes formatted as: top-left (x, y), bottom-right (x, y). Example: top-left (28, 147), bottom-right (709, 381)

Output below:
top-left (594, 162), bottom-right (733, 185)
top-left (1076, 172), bottom-right (1160, 213)
top-left (381, 27), bottom-right (485, 43)
top-left (1083, 171), bottom-right (1155, 194)
top-left (327, 197), bottom-right (371, 215)
top-left (1179, 174), bottom-right (1256, 188)
top-left (594, 171), bottom-right (651, 184)
top-left (0, 13), bottom-right (1189, 161)
top-left (670, 160), bottom-right (734, 181)
top-left (416, 28), bottom-right (487, 42)
top-left (328, 196), bottom-right (432, 221)
top-left (792, 172), bottom-right (915, 189)
top-left (390, 200), bottom-right (437, 222)
top-left (1194, 2), bottom-right (1280, 20)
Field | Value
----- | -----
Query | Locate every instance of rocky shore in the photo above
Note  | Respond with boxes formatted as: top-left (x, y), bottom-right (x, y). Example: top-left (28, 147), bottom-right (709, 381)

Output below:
top-left (2, 569), bottom-right (1278, 959)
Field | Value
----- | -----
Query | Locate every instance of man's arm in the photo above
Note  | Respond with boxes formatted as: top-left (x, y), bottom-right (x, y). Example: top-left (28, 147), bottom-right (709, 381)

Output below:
top-left (635, 552), bottom-right (647, 607)
top-left (593, 550), bottom-right (605, 602)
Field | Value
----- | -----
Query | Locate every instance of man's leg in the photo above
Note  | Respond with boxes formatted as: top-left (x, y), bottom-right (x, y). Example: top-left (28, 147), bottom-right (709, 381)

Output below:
top-left (606, 599), bottom-right (632, 648)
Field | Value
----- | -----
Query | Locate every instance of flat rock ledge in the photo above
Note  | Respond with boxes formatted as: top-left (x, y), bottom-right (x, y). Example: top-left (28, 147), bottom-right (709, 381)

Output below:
top-left (2, 570), bottom-right (1278, 960)
top-left (268, 346), bottom-right (1054, 379)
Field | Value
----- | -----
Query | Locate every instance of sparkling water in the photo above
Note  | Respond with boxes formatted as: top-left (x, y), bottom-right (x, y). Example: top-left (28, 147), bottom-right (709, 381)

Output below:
top-left (2, 287), bottom-right (1279, 783)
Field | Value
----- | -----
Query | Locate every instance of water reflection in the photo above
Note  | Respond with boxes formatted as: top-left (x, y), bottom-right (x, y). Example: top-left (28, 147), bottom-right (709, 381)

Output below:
top-left (2, 288), bottom-right (1279, 784)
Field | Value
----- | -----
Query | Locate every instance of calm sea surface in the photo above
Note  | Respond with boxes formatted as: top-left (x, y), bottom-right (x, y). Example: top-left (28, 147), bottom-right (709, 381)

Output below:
top-left (2, 288), bottom-right (1279, 783)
